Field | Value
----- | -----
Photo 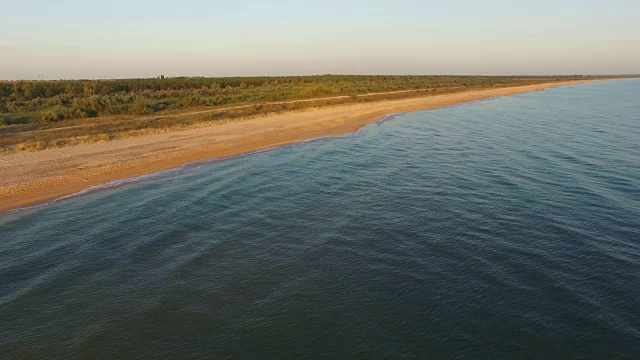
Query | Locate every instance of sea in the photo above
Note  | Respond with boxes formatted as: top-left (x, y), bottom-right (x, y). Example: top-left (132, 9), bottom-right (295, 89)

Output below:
top-left (1, 80), bottom-right (639, 359)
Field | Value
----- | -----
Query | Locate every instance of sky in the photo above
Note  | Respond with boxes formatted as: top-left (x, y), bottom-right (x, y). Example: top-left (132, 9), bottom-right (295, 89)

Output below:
top-left (1, 0), bottom-right (639, 79)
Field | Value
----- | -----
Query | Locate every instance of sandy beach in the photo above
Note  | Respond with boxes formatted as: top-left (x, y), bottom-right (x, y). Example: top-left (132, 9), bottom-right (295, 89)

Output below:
top-left (0, 80), bottom-right (603, 213)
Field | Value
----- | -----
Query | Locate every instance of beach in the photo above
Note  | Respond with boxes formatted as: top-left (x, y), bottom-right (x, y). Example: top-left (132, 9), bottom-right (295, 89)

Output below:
top-left (0, 80), bottom-right (603, 212)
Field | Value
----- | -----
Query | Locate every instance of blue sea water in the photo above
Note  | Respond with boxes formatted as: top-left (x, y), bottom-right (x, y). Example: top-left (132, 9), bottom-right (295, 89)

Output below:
top-left (1, 80), bottom-right (639, 359)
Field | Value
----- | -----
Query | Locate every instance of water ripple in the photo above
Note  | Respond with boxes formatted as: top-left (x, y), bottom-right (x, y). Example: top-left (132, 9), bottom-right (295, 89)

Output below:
top-left (1, 80), bottom-right (640, 358)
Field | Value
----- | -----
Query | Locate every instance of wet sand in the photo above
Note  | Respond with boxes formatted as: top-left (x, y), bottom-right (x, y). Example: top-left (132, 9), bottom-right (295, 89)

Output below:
top-left (0, 80), bottom-right (603, 213)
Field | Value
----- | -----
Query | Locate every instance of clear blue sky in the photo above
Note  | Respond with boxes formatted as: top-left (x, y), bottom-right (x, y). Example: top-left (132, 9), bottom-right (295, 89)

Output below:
top-left (1, 0), bottom-right (639, 79)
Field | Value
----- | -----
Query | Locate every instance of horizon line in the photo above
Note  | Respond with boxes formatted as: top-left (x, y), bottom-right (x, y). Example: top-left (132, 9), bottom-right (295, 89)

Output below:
top-left (2, 73), bottom-right (639, 82)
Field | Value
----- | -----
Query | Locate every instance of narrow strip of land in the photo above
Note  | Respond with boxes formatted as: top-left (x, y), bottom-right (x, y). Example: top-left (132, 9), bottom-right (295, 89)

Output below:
top-left (0, 87), bottom-right (443, 137)
top-left (0, 80), bottom-right (604, 213)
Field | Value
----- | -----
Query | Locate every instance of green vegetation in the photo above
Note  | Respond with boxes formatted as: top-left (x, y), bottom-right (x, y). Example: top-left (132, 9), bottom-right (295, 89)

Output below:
top-left (0, 75), bottom-right (610, 152)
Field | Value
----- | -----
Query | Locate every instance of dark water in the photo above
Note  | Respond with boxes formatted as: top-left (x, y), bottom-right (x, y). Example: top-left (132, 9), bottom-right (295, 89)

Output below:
top-left (1, 80), bottom-right (640, 359)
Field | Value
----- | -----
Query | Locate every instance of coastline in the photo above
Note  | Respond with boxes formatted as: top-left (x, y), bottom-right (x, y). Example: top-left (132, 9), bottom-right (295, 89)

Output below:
top-left (0, 80), bottom-right (612, 213)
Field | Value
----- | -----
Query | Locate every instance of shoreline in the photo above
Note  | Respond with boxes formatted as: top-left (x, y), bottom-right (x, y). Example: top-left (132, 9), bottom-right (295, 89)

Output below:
top-left (0, 80), bottom-right (616, 214)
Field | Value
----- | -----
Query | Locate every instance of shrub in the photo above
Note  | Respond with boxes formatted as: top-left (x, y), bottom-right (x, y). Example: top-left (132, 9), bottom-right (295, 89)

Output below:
top-left (38, 109), bottom-right (65, 123)
top-left (134, 98), bottom-right (152, 114)
top-left (153, 101), bottom-right (167, 112)
top-left (36, 106), bottom-right (87, 123)
top-left (72, 98), bottom-right (99, 117)
top-left (133, 98), bottom-right (168, 114)
top-left (181, 96), bottom-right (199, 108)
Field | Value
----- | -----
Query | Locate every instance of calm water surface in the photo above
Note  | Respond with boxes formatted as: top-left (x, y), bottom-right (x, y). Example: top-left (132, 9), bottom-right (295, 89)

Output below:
top-left (1, 80), bottom-right (639, 358)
